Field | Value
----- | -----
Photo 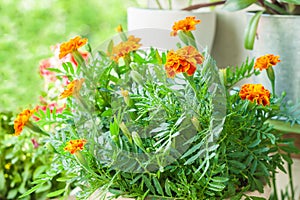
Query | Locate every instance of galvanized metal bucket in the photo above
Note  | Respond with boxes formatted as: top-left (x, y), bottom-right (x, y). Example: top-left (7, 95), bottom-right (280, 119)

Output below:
top-left (248, 13), bottom-right (300, 103)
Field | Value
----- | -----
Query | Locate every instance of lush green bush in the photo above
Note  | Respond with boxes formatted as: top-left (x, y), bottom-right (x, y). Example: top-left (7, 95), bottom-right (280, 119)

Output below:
top-left (0, 0), bottom-right (136, 111)
top-left (0, 112), bottom-right (69, 199)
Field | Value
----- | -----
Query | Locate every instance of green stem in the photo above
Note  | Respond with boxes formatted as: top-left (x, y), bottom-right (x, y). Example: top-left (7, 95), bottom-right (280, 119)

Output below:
top-left (182, 0), bottom-right (225, 11)
top-left (271, 79), bottom-right (276, 97)
top-left (168, 0), bottom-right (172, 10)
top-left (25, 121), bottom-right (49, 136)
top-left (287, 153), bottom-right (295, 199)
top-left (72, 50), bottom-right (86, 67)
top-left (266, 67), bottom-right (276, 96)
top-left (264, 1), bottom-right (290, 14)
top-left (183, 73), bottom-right (198, 100)
top-left (272, 169), bottom-right (278, 200)
top-left (185, 31), bottom-right (198, 50)
top-left (155, 0), bottom-right (163, 9)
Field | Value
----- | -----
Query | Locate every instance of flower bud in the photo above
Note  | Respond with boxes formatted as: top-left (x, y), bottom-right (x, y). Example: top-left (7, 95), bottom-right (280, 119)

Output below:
top-left (191, 116), bottom-right (202, 131)
top-left (121, 88), bottom-right (130, 106)
top-left (119, 122), bottom-right (132, 144)
top-left (130, 70), bottom-right (144, 85)
top-left (132, 131), bottom-right (146, 152)
top-left (219, 68), bottom-right (227, 86)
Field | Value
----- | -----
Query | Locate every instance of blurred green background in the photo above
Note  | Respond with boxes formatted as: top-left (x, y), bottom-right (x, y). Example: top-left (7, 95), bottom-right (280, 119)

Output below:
top-left (0, 0), bottom-right (146, 112)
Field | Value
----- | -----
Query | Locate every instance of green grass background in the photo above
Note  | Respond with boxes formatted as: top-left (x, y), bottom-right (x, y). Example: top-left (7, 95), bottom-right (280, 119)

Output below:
top-left (0, 0), bottom-right (144, 112)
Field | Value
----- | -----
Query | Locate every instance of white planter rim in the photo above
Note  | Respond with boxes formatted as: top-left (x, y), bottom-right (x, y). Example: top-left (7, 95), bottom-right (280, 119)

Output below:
top-left (128, 7), bottom-right (215, 14)
top-left (247, 11), bottom-right (300, 18)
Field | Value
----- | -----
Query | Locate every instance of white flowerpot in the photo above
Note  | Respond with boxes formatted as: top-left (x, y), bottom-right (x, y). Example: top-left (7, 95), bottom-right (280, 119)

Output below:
top-left (211, 10), bottom-right (251, 68)
top-left (127, 7), bottom-right (216, 52)
top-left (248, 13), bottom-right (300, 103)
top-left (147, 0), bottom-right (208, 10)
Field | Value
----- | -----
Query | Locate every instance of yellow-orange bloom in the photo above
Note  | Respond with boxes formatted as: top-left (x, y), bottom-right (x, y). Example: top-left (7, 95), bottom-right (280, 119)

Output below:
top-left (109, 35), bottom-right (142, 62)
top-left (239, 84), bottom-right (271, 106)
top-left (14, 109), bottom-right (35, 136)
top-left (59, 36), bottom-right (88, 59)
top-left (165, 46), bottom-right (204, 78)
top-left (254, 54), bottom-right (280, 71)
top-left (59, 78), bottom-right (85, 99)
top-left (171, 16), bottom-right (201, 36)
top-left (64, 139), bottom-right (87, 154)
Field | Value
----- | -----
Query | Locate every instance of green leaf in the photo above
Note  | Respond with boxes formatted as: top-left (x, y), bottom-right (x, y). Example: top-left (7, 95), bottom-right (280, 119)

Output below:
top-left (46, 68), bottom-right (62, 73)
top-left (7, 188), bottom-right (18, 199)
top-left (107, 40), bottom-right (114, 54)
top-left (280, 0), bottom-right (300, 4)
top-left (248, 138), bottom-right (261, 148)
top-left (152, 177), bottom-right (164, 195)
top-left (18, 183), bottom-right (44, 198)
top-left (164, 179), bottom-right (172, 196)
top-left (223, 0), bottom-right (258, 11)
top-left (228, 160), bottom-right (246, 170)
top-left (208, 182), bottom-right (226, 191)
top-left (211, 177), bottom-right (229, 183)
top-left (143, 176), bottom-right (156, 194)
top-left (227, 151), bottom-right (248, 158)
top-left (62, 63), bottom-right (69, 73)
top-left (249, 197), bottom-right (266, 200)
top-left (244, 11), bottom-right (263, 50)
top-left (46, 189), bottom-right (66, 198)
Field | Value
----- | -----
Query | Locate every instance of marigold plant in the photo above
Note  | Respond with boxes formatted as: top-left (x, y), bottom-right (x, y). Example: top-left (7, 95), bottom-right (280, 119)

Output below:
top-left (16, 16), bottom-right (299, 200)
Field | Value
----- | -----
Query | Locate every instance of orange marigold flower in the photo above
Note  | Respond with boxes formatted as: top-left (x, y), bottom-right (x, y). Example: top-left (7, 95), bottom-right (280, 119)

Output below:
top-left (164, 46), bottom-right (204, 78)
top-left (239, 84), bottom-right (271, 106)
top-left (64, 139), bottom-right (87, 154)
top-left (59, 36), bottom-right (88, 59)
top-left (171, 16), bottom-right (201, 36)
top-left (59, 78), bottom-right (85, 99)
top-left (109, 35), bottom-right (142, 62)
top-left (254, 54), bottom-right (280, 71)
top-left (14, 109), bottom-right (35, 136)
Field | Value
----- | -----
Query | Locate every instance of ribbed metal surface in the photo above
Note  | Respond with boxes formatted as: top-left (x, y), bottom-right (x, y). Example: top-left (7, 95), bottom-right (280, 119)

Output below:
top-left (249, 14), bottom-right (300, 103)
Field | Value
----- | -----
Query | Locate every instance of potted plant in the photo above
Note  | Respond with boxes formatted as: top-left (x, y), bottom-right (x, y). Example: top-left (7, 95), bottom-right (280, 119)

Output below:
top-left (183, 0), bottom-right (300, 103)
top-left (127, 0), bottom-right (220, 52)
top-left (14, 17), bottom-right (299, 199)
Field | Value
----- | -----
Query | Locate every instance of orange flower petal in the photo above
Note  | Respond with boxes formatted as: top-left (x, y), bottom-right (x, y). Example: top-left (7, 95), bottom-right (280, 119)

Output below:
top-left (239, 84), bottom-right (270, 106)
top-left (109, 35), bottom-right (142, 62)
top-left (164, 46), bottom-right (203, 78)
top-left (59, 36), bottom-right (88, 59)
top-left (14, 109), bottom-right (35, 136)
top-left (64, 139), bottom-right (87, 154)
top-left (59, 78), bottom-right (85, 99)
top-left (171, 16), bottom-right (201, 36)
top-left (254, 54), bottom-right (280, 71)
